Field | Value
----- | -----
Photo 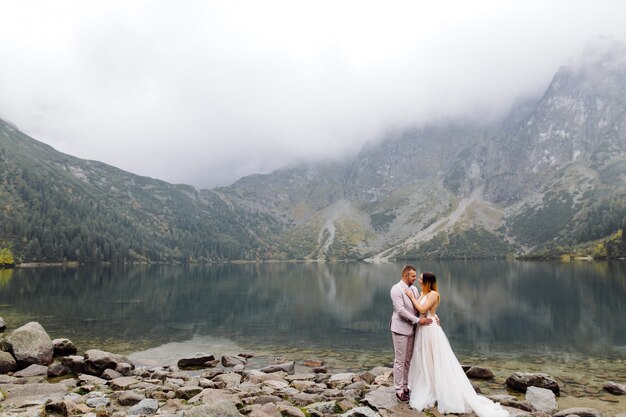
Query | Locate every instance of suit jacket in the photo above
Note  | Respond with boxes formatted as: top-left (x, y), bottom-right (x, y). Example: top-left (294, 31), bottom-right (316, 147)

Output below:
top-left (389, 281), bottom-right (419, 335)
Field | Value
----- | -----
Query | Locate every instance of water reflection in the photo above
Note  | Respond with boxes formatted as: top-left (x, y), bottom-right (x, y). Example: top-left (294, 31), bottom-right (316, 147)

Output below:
top-left (0, 261), bottom-right (624, 361)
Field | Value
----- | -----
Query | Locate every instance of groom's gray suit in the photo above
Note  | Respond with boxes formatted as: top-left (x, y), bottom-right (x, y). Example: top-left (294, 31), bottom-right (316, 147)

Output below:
top-left (390, 280), bottom-right (419, 395)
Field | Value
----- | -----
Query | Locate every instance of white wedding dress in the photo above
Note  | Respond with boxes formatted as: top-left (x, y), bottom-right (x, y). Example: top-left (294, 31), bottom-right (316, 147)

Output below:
top-left (408, 297), bottom-right (509, 417)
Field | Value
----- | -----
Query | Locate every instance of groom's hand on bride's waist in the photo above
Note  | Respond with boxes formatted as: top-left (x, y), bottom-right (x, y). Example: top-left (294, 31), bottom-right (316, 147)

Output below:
top-left (418, 316), bottom-right (432, 325)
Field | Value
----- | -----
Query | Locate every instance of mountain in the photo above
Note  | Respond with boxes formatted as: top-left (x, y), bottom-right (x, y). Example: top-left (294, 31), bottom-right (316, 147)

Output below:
top-left (1, 41), bottom-right (626, 263)
top-left (0, 119), bottom-right (282, 263)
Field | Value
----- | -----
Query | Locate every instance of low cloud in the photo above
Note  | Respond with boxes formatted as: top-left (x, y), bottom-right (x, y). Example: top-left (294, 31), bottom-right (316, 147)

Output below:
top-left (1, 0), bottom-right (625, 187)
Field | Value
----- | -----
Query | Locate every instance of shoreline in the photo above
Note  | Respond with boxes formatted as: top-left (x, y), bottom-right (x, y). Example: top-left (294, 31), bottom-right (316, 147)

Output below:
top-left (1, 322), bottom-right (625, 417)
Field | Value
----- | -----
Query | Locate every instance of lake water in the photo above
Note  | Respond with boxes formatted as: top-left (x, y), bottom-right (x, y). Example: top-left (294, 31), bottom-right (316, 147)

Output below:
top-left (1, 261), bottom-right (625, 389)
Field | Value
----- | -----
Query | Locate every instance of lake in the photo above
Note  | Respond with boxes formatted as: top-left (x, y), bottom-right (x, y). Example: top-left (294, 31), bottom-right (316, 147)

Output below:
top-left (1, 260), bottom-right (625, 380)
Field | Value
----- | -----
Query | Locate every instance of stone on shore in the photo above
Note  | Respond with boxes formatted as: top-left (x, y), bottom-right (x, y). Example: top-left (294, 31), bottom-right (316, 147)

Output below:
top-left (277, 403), bottom-right (307, 417)
top-left (178, 353), bottom-right (216, 369)
top-left (128, 398), bottom-right (159, 415)
top-left (553, 407), bottom-right (607, 417)
top-left (52, 338), bottom-right (77, 357)
top-left (61, 355), bottom-right (85, 374)
top-left (363, 386), bottom-right (398, 411)
top-left (260, 361), bottom-right (295, 374)
top-left (343, 406), bottom-right (382, 417)
top-left (6, 321), bottom-right (54, 367)
top-left (603, 381), bottom-right (626, 395)
top-left (222, 355), bottom-right (247, 367)
top-left (13, 363), bottom-right (48, 377)
top-left (506, 372), bottom-right (560, 395)
top-left (0, 350), bottom-right (17, 373)
top-left (180, 400), bottom-right (244, 417)
top-left (101, 368), bottom-right (123, 380)
top-left (118, 390), bottom-right (145, 406)
top-left (44, 399), bottom-right (79, 416)
top-left (110, 376), bottom-right (140, 390)
top-left (466, 366), bottom-right (495, 379)
top-left (525, 386), bottom-right (558, 414)
top-left (328, 372), bottom-right (355, 389)
top-left (1, 382), bottom-right (67, 407)
top-left (47, 362), bottom-right (71, 377)
top-left (83, 349), bottom-right (132, 376)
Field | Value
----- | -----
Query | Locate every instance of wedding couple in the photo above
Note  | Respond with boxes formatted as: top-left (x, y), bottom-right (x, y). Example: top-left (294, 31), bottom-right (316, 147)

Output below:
top-left (390, 265), bottom-right (509, 417)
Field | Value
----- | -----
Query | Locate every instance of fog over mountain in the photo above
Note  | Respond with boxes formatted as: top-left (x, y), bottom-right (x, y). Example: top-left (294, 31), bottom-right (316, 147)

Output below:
top-left (1, 1), bottom-right (626, 187)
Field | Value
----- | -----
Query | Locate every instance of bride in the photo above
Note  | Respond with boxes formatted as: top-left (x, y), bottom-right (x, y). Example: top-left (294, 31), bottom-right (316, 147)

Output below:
top-left (403, 272), bottom-right (509, 417)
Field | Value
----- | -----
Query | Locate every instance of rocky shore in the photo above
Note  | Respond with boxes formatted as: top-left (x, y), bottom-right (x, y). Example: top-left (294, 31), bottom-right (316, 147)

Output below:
top-left (1, 320), bottom-right (625, 417)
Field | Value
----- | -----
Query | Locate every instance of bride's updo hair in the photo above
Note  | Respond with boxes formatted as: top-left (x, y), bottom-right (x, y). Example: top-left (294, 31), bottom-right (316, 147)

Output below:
top-left (421, 271), bottom-right (440, 304)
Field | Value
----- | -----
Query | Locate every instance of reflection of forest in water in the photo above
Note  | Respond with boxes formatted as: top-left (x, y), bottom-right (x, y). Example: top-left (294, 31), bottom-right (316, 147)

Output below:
top-left (0, 261), bottom-right (624, 359)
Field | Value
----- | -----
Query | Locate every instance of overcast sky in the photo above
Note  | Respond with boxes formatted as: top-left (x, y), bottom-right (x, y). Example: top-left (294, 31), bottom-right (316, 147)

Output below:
top-left (1, 1), bottom-right (625, 188)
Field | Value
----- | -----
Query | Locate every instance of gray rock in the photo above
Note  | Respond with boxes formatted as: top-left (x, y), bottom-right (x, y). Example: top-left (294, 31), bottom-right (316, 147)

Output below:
top-left (221, 355), bottom-right (247, 367)
top-left (0, 350), bottom-right (17, 373)
top-left (260, 361), bottom-right (295, 374)
top-left (78, 373), bottom-right (107, 386)
top-left (128, 398), bottom-right (159, 415)
top-left (553, 408), bottom-right (606, 417)
top-left (248, 403), bottom-right (282, 417)
top-left (61, 355), bottom-right (84, 374)
top-left (178, 353), bottom-right (215, 369)
top-left (328, 372), bottom-right (356, 389)
top-left (214, 372), bottom-right (242, 388)
top-left (2, 382), bottom-right (67, 408)
top-left (277, 403), bottom-right (306, 417)
top-left (177, 385), bottom-right (203, 400)
top-left (101, 368), bottom-right (123, 380)
top-left (86, 395), bottom-right (110, 408)
top-left (52, 338), bottom-right (77, 357)
top-left (290, 392), bottom-right (325, 406)
top-left (115, 362), bottom-right (134, 376)
top-left (6, 321), bottom-right (54, 367)
top-left (83, 349), bottom-right (132, 376)
top-left (362, 386), bottom-right (398, 411)
top-left (525, 386), bottom-right (558, 414)
top-left (499, 399), bottom-right (535, 412)
top-left (603, 381), bottom-right (626, 395)
top-left (110, 376), bottom-right (140, 390)
top-left (44, 399), bottom-right (78, 416)
top-left (342, 406), bottom-right (382, 417)
top-left (506, 372), bottom-right (560, 395)
top-left (179, 400), bottom-right (244, 417)
top-left (304, 400), bottom-right (337, 414)
top-left (48, 362), bottom-right (71, 377)
top-left (118, 390), bottom-right (145, 406)
top-left (466, 366), bottom-right (495, 379)
top-left (13, 364), bottom-right (48, 377)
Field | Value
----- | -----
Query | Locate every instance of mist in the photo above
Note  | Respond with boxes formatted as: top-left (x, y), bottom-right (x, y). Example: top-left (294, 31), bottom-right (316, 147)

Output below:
top-left (1, 0), bottom-right (625, 188)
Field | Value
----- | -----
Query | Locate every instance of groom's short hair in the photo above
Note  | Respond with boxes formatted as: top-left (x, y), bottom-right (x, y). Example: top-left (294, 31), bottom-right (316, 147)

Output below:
top-left (402, 264), bottom-right (416, 277)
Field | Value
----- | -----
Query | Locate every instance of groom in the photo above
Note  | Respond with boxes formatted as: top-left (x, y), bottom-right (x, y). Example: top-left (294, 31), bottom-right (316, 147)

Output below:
top-left (389, 265), bottom-right (432, 402)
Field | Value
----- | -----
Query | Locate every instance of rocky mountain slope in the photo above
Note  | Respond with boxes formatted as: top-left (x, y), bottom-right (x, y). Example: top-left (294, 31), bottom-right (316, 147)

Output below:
top-left (1, 43), bottom-right (625, 263)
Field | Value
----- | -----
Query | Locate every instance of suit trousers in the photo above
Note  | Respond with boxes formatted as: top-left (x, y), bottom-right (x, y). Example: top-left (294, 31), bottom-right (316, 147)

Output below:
top-left (391, 329), bottom-right (415, 393)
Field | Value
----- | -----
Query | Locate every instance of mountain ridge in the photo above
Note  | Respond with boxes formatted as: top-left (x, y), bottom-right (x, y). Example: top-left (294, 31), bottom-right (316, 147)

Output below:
top-left (2, 43), bottom-right (626, 263)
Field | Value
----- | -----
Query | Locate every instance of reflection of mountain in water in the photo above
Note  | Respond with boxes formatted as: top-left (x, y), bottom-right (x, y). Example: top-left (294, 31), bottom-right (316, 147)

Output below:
top-left (0, 261), bottom-right (624, 358)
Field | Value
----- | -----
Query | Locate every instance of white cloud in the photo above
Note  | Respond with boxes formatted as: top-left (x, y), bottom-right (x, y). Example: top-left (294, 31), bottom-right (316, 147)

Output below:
top-left (1, 0), bottom-right (625, 187)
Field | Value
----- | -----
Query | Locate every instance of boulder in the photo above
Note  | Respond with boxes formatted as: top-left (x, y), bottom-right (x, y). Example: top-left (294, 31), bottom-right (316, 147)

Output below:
top-left (78, 373), bottom-right (107, 387)
top-left (553, 408), bottom-right (606, 417)
top-left (13, 364), bottom-right (48, 377)
top-left (61, 355), bottom-right (84, 374)
top-left (328, 372), bottom-right (356, 389)
top-left (115, 362), bottom-right (134, 376)
top-left (525, 386), bottom-right (558, 414)
top-left (176, 385), bottom-right (203, 400)
top-left (85, 394), bottom-right (110, 408)
top-left (0, 350), bottom-right (17, 373)
top-left (214, 372), bottom-right (243, 388)
top-left (222, 355), bottom-right (247, 367)
top-left (6, 321), bottom-right (54, 367)
top-left (118, 390), bottom-right (145, 406)
top-left (342, 407), bottom-right (382, 417)
top-left (101, 368), bottom-right (123, 380)
top-left (178, 353), bottom-right (216, 369)
top-left (83, 349), bottom-right (132, 376)
top-left (44, 399), bottom-right (79, 416)
top-left (52, 338), bottom-right (77, 357)
top-left (304, 400), bottom-right (338, 414)
top-left (363, 386), bottom-right (398, 411)
top-left (466, 366), bottom-right (495, 379)
top-left (127, 398), bottom-right (159, 415)
top-left (506, 372), bottom-right (560, 395)
top-left (180, 400), bottom-right (244, 417)
top-left (110, 376), bottom-right (140, 390)
top-left (260, 361), bottom-right (295, 374)
top-left (277, 403), bottom-right (306, 417)
top-left (47, 362), bottom-right (71, 377)
top-left (603, 381), bottom-right (626, 395)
